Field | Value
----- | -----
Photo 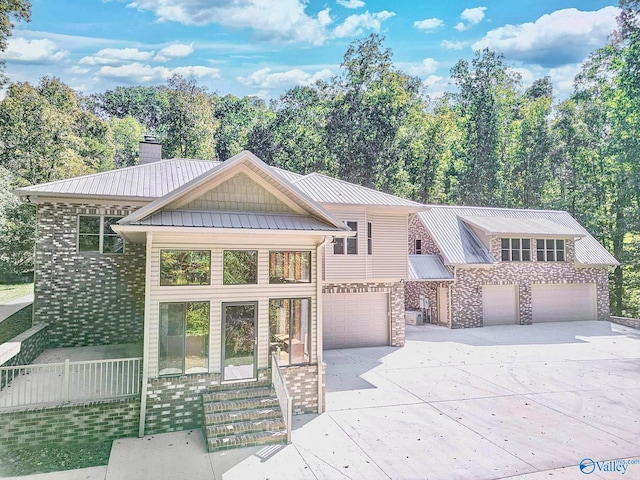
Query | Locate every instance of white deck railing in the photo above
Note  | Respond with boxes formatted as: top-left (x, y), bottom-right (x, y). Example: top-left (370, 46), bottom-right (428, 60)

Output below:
top-left (271, 353), bottom-right (292, 444)
top-left (0, 357), bottom-right (142, 409)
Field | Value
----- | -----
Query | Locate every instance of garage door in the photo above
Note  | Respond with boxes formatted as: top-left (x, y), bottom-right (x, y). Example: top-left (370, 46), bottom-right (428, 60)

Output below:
top-left (482, 284), bottom-right (519, 326)
top-left (531, 283), bottom-right (597, 322)
top-left (323, 292), bottom-right (389, 349)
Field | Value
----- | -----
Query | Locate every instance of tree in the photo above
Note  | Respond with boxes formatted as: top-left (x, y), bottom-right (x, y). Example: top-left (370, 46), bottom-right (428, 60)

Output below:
top-left (0, 0), bottom-right (30, 83)
top-left (111, 115), bottom-right (145, 168)
top-left (449, 49), bottom-right (520, 206)
top-left (214, 95), bottom-right (270, 161)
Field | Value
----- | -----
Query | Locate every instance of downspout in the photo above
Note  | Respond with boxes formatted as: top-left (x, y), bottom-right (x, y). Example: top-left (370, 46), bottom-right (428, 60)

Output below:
top-left (316, 235), bottom-right (331, 414)
top-left (138, 231), bottom-right (153, 437)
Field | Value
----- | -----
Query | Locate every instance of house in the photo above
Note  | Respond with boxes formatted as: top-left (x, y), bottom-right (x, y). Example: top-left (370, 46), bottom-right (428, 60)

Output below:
top-left (406, 206), bottom-right (618, 328)
top-left (14, 141), bottom-right (422, 444)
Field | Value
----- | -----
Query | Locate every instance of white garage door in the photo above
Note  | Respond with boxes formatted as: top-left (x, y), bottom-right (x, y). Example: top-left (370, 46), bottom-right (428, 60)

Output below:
top-left (482, 284), bottom-right (519, 326)
top-left (531, 283), bottom-right (597, 322)
top-left (323, 292), bottom-right (389, 349)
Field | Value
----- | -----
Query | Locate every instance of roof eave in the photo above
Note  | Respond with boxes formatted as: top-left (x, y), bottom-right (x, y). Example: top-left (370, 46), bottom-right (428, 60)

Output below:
top-left (14, 191), bottom-right (153, 205)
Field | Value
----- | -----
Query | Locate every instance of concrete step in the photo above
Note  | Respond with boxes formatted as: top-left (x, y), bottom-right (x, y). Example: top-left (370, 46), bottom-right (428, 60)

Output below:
top-left (207, 429), bottom-right (287, 452)
top-left (206, 418), bottom-right (285, 438)
top-left (204, 406), bottom-right (282, 426)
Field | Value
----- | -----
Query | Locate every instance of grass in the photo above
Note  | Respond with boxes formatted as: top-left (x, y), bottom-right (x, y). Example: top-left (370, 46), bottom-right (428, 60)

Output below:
top-left (0, 305), bottom-right (32, 344)
top-left (0, 283), bottom-right (33, 305)
top-left (0, 441), bottom-right (112, 477)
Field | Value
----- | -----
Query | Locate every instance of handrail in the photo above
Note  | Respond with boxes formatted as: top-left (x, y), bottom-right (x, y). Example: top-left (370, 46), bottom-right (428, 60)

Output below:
top-left (0, 356), bottom-right (142, 409)
top-left (271, 352), bottom-right (292, 444)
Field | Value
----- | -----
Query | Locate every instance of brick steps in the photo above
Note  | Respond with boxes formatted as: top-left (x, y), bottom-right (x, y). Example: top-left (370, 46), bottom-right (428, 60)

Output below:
top-left (201, 383), bottom-right (287, 452)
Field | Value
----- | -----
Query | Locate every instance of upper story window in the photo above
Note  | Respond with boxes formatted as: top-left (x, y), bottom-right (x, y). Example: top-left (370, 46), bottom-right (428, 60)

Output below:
top-left (269, 251), bottom-right (311, 284)
top-left (501, 238), bottom-right (531, 262)
top-left (415, 239), bottom-right (422, 255)
top-left (223, 250), bottom-right (258, 285)
top-left (334, 221), bottom-right (358, 255)
top-left (367, 222), bottom-right (372, 255)
top-left (537, 239), bottom-right (565, 262)
top-left (78, 215), bottom-right (124, 254)
top-left (160, 250), bottom-right (211, 286)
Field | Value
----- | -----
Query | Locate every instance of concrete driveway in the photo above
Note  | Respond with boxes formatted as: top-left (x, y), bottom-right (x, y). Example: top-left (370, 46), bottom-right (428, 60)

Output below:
top-left (46, 320), bottom-right (639, 480)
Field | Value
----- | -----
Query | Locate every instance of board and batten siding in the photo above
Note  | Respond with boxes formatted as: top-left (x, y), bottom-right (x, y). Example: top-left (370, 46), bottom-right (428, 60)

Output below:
top-left (147, 235), bottom-right (319, 379)
top-left (324, 208), bottom-right (409, 281)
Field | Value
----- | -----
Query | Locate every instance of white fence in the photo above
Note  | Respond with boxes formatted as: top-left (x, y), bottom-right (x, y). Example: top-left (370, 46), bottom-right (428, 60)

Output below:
top-left (0, 357), bottom-right (142, 409)
top-left (271, 353), bottom-right (292, 444)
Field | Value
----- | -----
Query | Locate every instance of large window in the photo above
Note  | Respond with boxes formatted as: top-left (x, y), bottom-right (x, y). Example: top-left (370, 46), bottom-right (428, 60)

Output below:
top-left (269, 251), bottom-right (311, 284)
top-left (159, 302), bottom-right (209, 376)
top-left (269, 298), bottom-right (310, 366)
top-left (78, 216), bottom-right (124, 254)
top-left (501, 238), bottom-right (531, 262)
top-left (160, 250), bottom-right (211, 286)
top-left (536, 239), bottom-right (565, 262)
top-left (223, 250), bottom-right (258, 285)
top-left (334, 221), bottom-right (358, 255)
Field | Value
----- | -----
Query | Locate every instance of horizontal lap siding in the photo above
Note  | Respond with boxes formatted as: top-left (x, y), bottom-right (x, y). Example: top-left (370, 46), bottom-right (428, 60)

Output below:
top-left (148, 238), bottom-right (318, 379)
top-left (324, 210), bottom-right (367, 281)
top-left (371, 213), bottom-right (408, 279)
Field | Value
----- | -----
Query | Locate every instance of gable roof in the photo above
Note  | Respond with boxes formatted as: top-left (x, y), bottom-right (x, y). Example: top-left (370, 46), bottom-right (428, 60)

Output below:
top-left (418, 206), bottom-right (618, 267)
top-left (118, 151), bottom-right (349, 233)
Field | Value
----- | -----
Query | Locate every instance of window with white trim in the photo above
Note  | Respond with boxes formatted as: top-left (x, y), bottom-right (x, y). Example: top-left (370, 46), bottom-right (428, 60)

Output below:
top-left (334, 221), bottom-right (358, 255)
top-left (536, 239), bottom-right (565, 262)
top-left (501, 238), bottom-right (531, 261)
top-left (78, 215), bottom-right (124, 254)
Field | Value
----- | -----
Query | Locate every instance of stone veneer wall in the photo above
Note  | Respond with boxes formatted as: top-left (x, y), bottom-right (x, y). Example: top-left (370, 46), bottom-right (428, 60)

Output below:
top-left (450, 238), bottom-right (610, 328)
top-left (408, 215), bottom-right (440, 255)
top-left (323, 282), bottom-right (405, 347)
top-left (144, 370), bottom-right (270, 435)
top-left (405, 282), bottom-right (451, 326)
top-left (34, 202), bottom-right (145, 347)
top-left (280, 363), bottom-right (325, 414)
top-left (0, 399), bottom-right (139, 449)
top-left (608, 316), bottom-right (640, 330)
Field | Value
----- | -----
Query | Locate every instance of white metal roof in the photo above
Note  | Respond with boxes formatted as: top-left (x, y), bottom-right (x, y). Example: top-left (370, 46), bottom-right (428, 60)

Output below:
top-left (408, 255), bottom-right (454, 280)
top-left (419, 206), bottom-right (618, 266)
top-left (129, 210), bottom-right (341, 231)
top-left (460, 215), bottom-right (585, 237)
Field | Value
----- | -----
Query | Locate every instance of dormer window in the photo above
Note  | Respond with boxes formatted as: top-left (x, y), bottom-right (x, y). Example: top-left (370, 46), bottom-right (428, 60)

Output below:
top-left (501, 238), bottom-right (531, 262)
top-left (537, 239), bottom-right (565, 262)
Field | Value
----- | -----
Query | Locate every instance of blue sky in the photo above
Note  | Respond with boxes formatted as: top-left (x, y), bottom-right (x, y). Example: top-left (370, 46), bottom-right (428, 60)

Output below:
top-left (0, 0), bottom-right (620, 101)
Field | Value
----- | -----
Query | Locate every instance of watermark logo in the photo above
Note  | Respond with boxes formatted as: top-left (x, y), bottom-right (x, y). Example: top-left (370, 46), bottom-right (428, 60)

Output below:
top-left (579, 458), bottom-right (640, 475)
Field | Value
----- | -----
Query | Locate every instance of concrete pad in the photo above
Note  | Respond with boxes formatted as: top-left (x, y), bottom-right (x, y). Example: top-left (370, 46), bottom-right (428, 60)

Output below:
top-left (9, 466), bottom-right (107, 480)
top-left (431, 396), bottom-right (639, 471)
top-left (525, 389), bottom-right (640, 445)
top-left (33, 344), bottom-right (142, 363)
top-left (329, 403), bottom-right (536, 479)
top-left (106, 430), bottom-right (213, 480)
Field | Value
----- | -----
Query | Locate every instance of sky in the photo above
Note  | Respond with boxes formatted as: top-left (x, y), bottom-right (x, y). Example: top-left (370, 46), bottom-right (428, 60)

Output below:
top-left (0, 0), bottom-right (621, 101)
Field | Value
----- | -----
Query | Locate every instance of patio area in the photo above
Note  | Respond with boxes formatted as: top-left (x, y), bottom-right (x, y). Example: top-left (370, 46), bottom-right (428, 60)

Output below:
top-left (0, 344), bottom-right (143, 409)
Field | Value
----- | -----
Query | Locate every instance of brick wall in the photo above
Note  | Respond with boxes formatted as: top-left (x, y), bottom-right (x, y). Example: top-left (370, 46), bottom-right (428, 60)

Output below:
top-left (34, 202), bottom-right (145, 347)
top-left (280, 363), bottom-right (325, 414)
top-left (323, 282), bottom-right (405, 347)
top-left (1, 325), bottom-right (49, 368)
top-left (609, 316), bottom-right (640, 330)
top-left (408, 215), bottom-right (440, 255)
top-left (405, 282), bottom-right (451, 326)
top-left (0, 399), bottom-right (139, 449)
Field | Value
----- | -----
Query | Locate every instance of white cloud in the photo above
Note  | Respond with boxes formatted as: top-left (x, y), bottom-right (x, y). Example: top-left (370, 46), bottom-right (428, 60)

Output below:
top-left (69, 66), bottom-right (91, 75)
top-left (441, 40), bottom-right (467, 50)
top-left (237, 67), bottom-right (334, 89)
top-left (97, 62), bottom-right (220, 83)
top-left (80, 47), bottom-right (154, 65)
top-left (548, 64), bottom-right (581, 99)
top-left (128, 0), bottom-right (334, 45)
top-left (455, 6), bottom-right (486, 31)
top-left (0, 37), bottom-right (68, 63)
top-left (337, 0), bottom-right (364, 8)
top-left (332, 10), bottom-right (395, 38)
top-left (414, 18), bottom-right (444, 32)
top-left (403, 58), bottom-right (439, 77)
top-left (154, 42), bottom-right (194, 62)
top-left (472, 7), bottom-right (619, 67)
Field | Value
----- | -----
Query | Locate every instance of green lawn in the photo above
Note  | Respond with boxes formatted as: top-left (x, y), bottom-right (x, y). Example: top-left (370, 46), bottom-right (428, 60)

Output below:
top-left (0, 283), bottom-right (33, 305)
top-left (0, 305), bottom-right (32, 344)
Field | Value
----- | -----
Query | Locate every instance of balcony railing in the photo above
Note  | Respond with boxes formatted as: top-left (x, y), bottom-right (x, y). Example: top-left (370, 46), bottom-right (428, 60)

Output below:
top-left (0, 357), bottom-right (142, 409)
top-left (271, 352), bottom-right (292, 444)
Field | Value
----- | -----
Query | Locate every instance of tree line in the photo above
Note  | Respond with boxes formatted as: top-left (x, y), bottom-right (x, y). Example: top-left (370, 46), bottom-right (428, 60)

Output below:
top-left (0, 1), bottom-right (639, 317)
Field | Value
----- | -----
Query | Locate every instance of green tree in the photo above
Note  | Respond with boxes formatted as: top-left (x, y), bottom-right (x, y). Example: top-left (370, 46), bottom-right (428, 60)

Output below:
top-left (111, 115), bottom-right (145, 168)
top-left (0, 0), bottom-right (30, 83)
top-left (214, 95), bottom-right (270, 161)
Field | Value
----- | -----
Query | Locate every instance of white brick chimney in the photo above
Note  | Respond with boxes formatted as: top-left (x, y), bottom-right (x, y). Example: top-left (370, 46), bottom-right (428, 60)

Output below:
top-left (139, 135), bottom-right (162, 164)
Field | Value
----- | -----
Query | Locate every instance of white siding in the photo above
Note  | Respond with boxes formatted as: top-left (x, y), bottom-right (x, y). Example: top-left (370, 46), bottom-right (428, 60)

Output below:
top-left (323, 207), bottom-right (409, 281)
top-left (147, 233), bottom-right (319, 379)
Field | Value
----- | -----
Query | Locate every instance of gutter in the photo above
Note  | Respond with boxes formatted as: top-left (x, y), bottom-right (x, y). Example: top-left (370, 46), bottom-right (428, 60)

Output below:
top-left (316, 235), bottom-right (331, 414)
top-left (138, 231), bottom-right (153, 437)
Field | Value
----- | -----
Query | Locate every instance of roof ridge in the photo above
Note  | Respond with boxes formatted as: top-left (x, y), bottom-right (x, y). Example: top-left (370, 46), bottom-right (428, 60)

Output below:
top-left (423, 204), bottom-right (570, 215)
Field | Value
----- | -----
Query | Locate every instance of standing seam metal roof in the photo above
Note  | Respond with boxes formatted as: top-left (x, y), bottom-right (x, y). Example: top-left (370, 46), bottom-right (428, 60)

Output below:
top-left (408, 255), bottom-right (455, 280)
